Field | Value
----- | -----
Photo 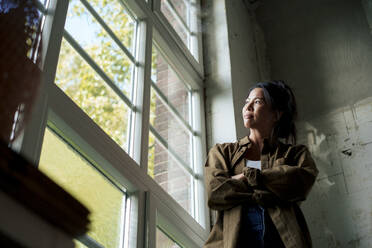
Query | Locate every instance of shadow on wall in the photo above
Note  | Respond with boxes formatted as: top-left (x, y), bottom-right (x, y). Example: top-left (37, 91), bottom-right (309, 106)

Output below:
top-left (253, 1), bottom-right (372, 246)
top-left (255, 0), bottom-right (372, 121)
top-left (298, 96), bottom-right (372, 247)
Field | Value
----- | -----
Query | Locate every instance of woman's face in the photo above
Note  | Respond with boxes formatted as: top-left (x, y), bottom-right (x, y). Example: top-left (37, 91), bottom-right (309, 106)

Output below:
top-left (242, 88), bottom-right (277, 130)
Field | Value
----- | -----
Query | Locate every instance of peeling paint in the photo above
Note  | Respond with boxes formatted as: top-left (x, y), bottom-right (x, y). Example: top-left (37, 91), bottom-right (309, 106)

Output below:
top-left (341, 149), bottom-right (352, 156)
top-left (297, 95), bottom-right (372, 246)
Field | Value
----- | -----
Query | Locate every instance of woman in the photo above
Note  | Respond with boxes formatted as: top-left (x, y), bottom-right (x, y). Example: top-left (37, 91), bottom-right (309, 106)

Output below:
top-left (204, 81), bottom-right (318, 248)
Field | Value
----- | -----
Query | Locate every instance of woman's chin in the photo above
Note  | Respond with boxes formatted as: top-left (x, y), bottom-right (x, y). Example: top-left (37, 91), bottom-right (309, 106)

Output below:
top-left (243, 122), bottom-right (253, 129)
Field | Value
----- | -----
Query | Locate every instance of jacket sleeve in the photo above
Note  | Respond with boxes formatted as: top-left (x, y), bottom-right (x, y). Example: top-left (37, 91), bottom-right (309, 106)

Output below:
top-left (260, 145), bottom-right (318, 202)
top-left (204, 144), bottom-right (255, 211)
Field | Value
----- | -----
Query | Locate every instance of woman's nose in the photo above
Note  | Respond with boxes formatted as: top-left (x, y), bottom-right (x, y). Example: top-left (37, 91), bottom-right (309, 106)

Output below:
top-left (246, 101), bottom-right (253, 111)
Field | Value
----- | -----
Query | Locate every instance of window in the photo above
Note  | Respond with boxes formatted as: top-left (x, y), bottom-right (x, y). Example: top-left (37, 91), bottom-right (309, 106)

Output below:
top-left (19, 0), bottom-right (208, 247)
top-left (39, 127), bottom-right (127, 248)
top-left (148, 45), bottom-right (195, 215)
top-left (156, 0), bottom-right (201, 62)
top-left (157, 228), bottom-right (182, 248)
top-left (55, 0), bottom-right (137, 151)
top-left (160, 0), bottom-right (189, 47)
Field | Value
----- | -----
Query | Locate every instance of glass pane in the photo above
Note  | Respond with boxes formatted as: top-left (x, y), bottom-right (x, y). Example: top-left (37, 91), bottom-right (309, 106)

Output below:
top-left (39, 128), bottom-right (125, 248)
top-left (55, 38), bottom-right (130, 150)
top-left (88, 0), bottom-right (136, 53)
top-left (156, 228), bottom-right (182, 248)
top-left (151, 46), bottom-right (190, 122)
top-left (42, 0), bottom-right (50, 8)
top-left (162, 0), bottom-right (187, 25)
top-left (160, 0), bottom-right (188, 47)
top-left (65, 0), bottom-right (133, 98)
top-left (148, 132), bottom-right (193, 215)
top-left (149, 91), bottom-right (191, 166)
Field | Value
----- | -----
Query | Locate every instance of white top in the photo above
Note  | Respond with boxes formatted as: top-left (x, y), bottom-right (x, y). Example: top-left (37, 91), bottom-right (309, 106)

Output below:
top-left (246, 160), bottom-right (261, 170)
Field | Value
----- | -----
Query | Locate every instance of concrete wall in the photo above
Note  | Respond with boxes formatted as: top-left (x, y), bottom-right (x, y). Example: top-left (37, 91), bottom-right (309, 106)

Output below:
top-left (203, 0), bottom-right (236, 148)
top-left (254, 0), bottom-right (372, 246)
top-left (297, 99), bottom-right (372, 247)
top-left (203, 0), bottom-right (265, 148)
top-left (255, 0), bottom-right (372, 120)
top-left (204, 0), bottom-right (372, 246)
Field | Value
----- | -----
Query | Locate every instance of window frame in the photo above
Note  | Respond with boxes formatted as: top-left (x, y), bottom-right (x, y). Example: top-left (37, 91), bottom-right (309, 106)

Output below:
top-left (17, 0), bottom-right (209, 247)
top-left (146, 192), bottom-right (207, 248)
top-left (152, 0), bottom-right (203, 74)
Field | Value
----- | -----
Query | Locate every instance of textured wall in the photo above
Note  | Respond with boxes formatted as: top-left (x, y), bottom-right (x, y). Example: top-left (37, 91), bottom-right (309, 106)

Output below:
top-left (255, 0), bottom-right (372, 121)
top-left (254, 0), bottom-right (372, 246)
top-left (203, 0), bottom-right (237, 148)
top-left (203, 0), bottom-right (264, 148)
top-left (298, 97), bottom-right (372, 247)
top-left (204, 0), bottom-right (372, 245)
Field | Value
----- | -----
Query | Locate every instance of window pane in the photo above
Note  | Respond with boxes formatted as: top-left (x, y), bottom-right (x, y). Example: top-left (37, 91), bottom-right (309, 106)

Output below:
top-left (148, 132), bottom-right (193, 215)
top-left (156, 228), bottom-right (182, 248)
top-left (160, 0), bottom-right (188, 47)
top-left (65, 0), bottom-right (133, 98)
top-left (88, 0), bottom-right (136, 53)
top-left (42, 0), bottom-right (50, 8)
top-left (39, 128), bottom-right (125, 248)
top-left (55, 38), bottom-right (130, 150)
top-left (149, 91), bottom-right (191, 166)
top-left (162, 0), bottom-right (187, 25)
top-left (151, 46), bottom-right (190, 122)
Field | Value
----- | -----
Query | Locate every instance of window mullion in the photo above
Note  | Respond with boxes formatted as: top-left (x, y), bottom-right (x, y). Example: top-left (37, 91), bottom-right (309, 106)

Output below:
top-left (19, 0), bottom-right (68, 164)
top-left (121, 193), bottom-right (129, 247)
top-left (149, 125), bottom-right (196, 178)
top-left (79, 0), bottom-right (137, 65)
top-left (77, 234), bottom-right (105, 248)
top-left (36, 0), bottom-right (47, 14)
top-left (129, 18), bottom-right (152, 248)
top-left (134, 22), bottom-right (153, 170)
top-left (146, 192), bottom-right (156, 248)
top-left (63, 30), bottom-right (135, 110)
top-left (191, 90), bottom-right (208, 229)
top-left (151, 81), bottom-right (194, 135)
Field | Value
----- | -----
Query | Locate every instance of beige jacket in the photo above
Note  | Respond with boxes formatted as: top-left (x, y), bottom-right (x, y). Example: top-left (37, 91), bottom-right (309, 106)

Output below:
top-left (204, 136), bottom-right (318, 248)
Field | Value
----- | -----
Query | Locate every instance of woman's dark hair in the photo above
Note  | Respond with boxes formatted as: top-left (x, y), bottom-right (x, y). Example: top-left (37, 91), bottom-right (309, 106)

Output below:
top-left (248, 80), bottom-right (298, 144)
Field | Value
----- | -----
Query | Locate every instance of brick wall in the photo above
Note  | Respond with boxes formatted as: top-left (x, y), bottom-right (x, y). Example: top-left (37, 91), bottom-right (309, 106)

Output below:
top-left (152, 51), bottom-right (192, 214)
top-left (160, 0), bottom-right (188, 45)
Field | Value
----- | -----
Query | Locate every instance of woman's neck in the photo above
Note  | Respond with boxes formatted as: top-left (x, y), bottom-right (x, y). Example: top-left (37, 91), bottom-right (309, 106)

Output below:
top-left (249, 129), bottom-right (269, 152)
top-left (243, 130), bottom-right (262, 161)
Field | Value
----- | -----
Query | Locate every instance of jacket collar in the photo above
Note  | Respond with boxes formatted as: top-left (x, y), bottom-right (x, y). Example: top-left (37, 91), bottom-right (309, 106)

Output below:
top-left (238, 136), bottom-right (250, 146)
top-left (238, 136), bottom-right (280, 156)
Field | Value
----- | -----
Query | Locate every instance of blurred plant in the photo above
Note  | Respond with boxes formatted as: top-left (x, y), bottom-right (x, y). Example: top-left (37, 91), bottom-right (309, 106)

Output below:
top-left (0, 0), bottom-right (43, 144)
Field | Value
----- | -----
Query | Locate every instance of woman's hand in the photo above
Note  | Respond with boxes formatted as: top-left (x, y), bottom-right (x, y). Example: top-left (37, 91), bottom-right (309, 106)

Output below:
top-left (231, 173), bottom-right (245, 180)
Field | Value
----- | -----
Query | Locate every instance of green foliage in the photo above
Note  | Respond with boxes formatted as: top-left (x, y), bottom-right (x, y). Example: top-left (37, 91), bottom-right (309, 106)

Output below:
top-left (56, 0), bottom-right (136, 150)
top-left (40, 129), bottom-right (123, 248)
top-left (48, 0), bottom-right (140, 246)
top-left (147, 47), bottom-right (160, 178)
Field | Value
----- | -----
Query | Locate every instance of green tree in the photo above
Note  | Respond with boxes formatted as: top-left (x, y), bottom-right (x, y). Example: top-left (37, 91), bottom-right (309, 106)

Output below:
top-left (56, 0), bottom-right (135, 149)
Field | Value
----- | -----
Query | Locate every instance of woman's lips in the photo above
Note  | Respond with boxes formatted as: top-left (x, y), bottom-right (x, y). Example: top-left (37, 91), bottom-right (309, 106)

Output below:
top-left (244, 114), bottom-right (253, 119)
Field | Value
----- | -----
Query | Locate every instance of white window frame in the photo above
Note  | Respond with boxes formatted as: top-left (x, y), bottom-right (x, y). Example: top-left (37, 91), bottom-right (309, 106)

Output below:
top-left (152, 0), bottom-right (204, 79)
top-left (146, 192), bottom-right (206, 248)
top-left (17, 0), bottom-right (210, 247)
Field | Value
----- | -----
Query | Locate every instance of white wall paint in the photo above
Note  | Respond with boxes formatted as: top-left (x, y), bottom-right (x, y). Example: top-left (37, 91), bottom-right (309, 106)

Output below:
top-left (253, 1), bottom-right (372, 246)
top-left (299, 96), bottom-right (372, 247)
top-left (204, 0), bottom-right (266, 148)
top-left (225, 0), bottom-right (265, 140)
top-left (203, 0), bottom-right (237, 147)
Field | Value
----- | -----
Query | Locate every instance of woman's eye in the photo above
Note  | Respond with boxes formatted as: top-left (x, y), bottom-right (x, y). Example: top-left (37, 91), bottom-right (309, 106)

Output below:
top-left (255, 99), bottom-right (262, 104)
